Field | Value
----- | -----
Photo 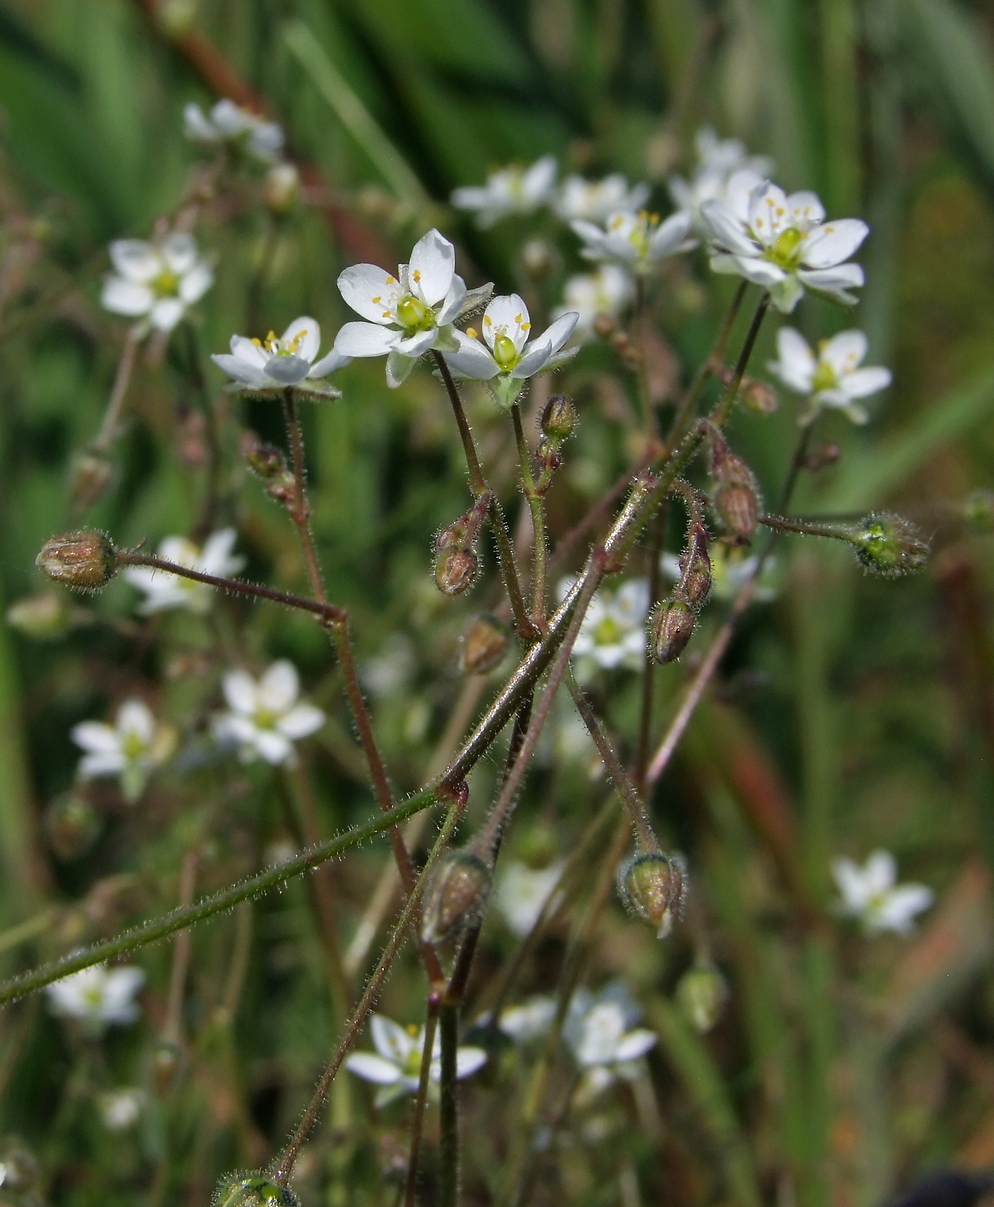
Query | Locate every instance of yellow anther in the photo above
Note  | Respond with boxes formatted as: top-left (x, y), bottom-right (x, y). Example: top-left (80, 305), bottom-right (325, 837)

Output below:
top-left (521, 322), bottom-right (531, 331)
top-left (483, 315), bottom-right (493, 326)
top-left (650, 212), bottom-right (659, 224)
top-left (251, 337), bottom-right (263, 346)
top-left (406, 1023), bottom-right (419, 1037)
top-left (386, 276), bottom-right (396, 285)
top-left (372, 295), bottom-right (381, 304)
top-left (466, 327), bottom-right (478, 340)
top-left (413, 269), bottom-right (421, 282)
top-left (514, 313), bottom-right (522, 324)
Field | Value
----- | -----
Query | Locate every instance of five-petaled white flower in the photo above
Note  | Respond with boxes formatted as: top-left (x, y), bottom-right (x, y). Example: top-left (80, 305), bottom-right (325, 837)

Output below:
top-left (98, 1088), bottom-right (145, 1131)
top-left (345, 1014), bottom-right (487, 1106)
top-left (768, 328), bottom-right (891, 424)
top-left (71, 699), bottom-right (175, 803)
top-left (123, 528), bottom-right (244, 615)
top-left (495, 860), bottom-right (565, 937)
top-left (553, 174), bottom-right (650, 224)
top-left (211, 316), bottom-right (350, 395)
top-left (561, 577), bottom-right (650, 673)
top-left (571, 209), bottom-right (694, 275)
top-left (46, 964), bottom-right (145, 1032)
top-left (669, 127), bottom-right (773, 230)
top-left (701, 172), bottom-right (868, 313)
top-left (213, 660), bottom-right (324, 766)
top-left (335, 229), bottom-right (481, 388)
top-left (832, 851), bottom-right (933, 936)
top-left (183, 99), bottom-right (284, 164)
top-left (564, 982), bottom-right (656, 1096)
top-left (443, 294), bottom-right (578, 407)
top-left (101, 233), bottom-right (213, 334)
top-left (451, 155), bottom-right (557, 228)
top-left (552, 264), bottom-right (635, 341)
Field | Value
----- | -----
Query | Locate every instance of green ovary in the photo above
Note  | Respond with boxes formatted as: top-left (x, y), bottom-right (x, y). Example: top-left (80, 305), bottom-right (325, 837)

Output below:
top-left (811, 361), bottom-right (837, 393)
top-left (121, 732), bottom-right (147, 761)
top-left (492, 333), bottom-right (519, 371)
top-left (396, 296), bottom-right (434, 333)
top-left (767, 227), bottom-right (804, 270)
top-left (152, 269), bottom-right (180, 297)
top-left (593, 617), bottom-right (622, 646)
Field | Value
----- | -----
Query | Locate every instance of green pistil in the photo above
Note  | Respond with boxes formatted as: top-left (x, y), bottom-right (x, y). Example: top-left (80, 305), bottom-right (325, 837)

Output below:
top-left (152, 269), bottom-right (180, 297)
top-left (594, 616), bottom-right (622, 646)
top-left (121, 732), bottom-right (147, 761)
top-left (254, 708), bottom-right (277, 730)
top-left (396, 296), bottom-right (434, 333)
top-left (811, 361), bottom-right (836, 393)
top-left (766, 227), bottom-right (804, 270)
top-left (492, 333), bottom-right (519, 371)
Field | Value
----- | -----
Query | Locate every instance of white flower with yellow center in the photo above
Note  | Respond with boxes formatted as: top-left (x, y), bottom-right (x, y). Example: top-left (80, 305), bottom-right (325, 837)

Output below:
top-left (101, 233), bottom-right (213, 334)
top-left (564, 982), bottom-right (656, 1096)
top-left (46, 964), bottom-right (145, 1033)
top-left (669, 127), bottom-right (773, 230)
top-left (571, 208), bottom-right (694, 275)
top-left (701, 173), bottom-right (868, 313)
top-left (553, 173), bottom-right (650, 224)
top-left (768, 328), bottom-right (891, 424)
top-left (561, 577), bottom-right (649, 673)
top-left (443, 294), bottom-right (578, 407)
top-left (213, 660), bottom-right (324, 766)
top-left (832, 851), bottom-right (933, 935)
top-left (345, 1014), bottom-right (487, 1106)
top-left (451, 155), bottom-right (557, 228)
top-left (211, 316), bottom-right (350, 394)
top-left (183, 98), bottom-right (284, 164)
top-left (334, 229), bottom-right (484, 388)
top-left (552, 264), bottom-right (635, 341)
top-left (123, 528), bottom-right (244, 615)
top-left (71, 699), bottom-right (175, 803)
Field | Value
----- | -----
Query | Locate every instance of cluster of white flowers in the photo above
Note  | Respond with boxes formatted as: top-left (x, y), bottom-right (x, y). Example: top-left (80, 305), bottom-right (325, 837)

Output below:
top-left (832, 850), bottom-right (933, 935)
top-left (559, 577), bottom-right (649, 675)
top-left (345, 1014), bottom-right (487, 1106)
top-left (101, 232), bottom-right (214, 335)
top-left (123, 527), bottom-right (243, 614)
top-left (183, 98), bottom-right (284, 165)
top-left (669, 127), bottom-right (773, 232)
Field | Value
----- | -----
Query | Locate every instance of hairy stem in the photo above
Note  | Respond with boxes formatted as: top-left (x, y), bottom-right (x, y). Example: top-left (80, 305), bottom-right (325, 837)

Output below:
top-left (510, 403), bottom-right (548, 626)
top-left (712, 292), bottom-right (771, 427)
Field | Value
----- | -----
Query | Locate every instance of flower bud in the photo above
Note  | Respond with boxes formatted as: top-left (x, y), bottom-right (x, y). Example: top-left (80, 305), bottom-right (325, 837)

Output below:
top-left (6, 593), bottom-right (72, 640)
top-left (536, 437), bottom-right (562, 477)
top-left (151, 1040), bottom-right (183, 1097)
top-left (36, 531), bottom-right (117, 591)
top-left (420, 851), bottom-right (492, 943)
top-left (709, 429), bottom-right (761, 538)
top-left (242, 433), bottom-right (287, 480)
top-left (592, 313), bottom-right (617, 340)
top-left (649, 598), bottom-right (695, 663)
top-left (676, 962), bottom-right (728, 1033)
top-left (519, 238), bottom-right (560, 281)
top-left (804, 442), bottom-right (841, 473)
top-left (264, 162), bottom-right (300, 215)
top-left (45, 793), bottom-right (101, 861)
top-left (460, 615), bottom-right (508, 675)
top-left (213, 1173), bottom-right (301, 1207)
top-left (679, 523), bottom-right (711, 611)
top-left (618, 852), bottom-right (686, 938)
top-left (541, 395), bottom-right (577, 442)
top-left (961, 488), bottom-right (994, 532)
top-left (70, 449), bottom-right (115, 512)
top-left (435, 546), bottom-right (478, 596)
top-left (852, 512), bottom-right (930, 578)
top-left (741, 379), bottom-right (779, 415)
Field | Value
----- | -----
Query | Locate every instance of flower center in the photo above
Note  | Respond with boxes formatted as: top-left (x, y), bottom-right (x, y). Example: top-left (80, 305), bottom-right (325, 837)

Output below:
top-left (492, 333), bottom-right (519, 371)
top-left (253, 707), bottom-right (278, 730)
top-left (767, 226), bottom-right (804, 270)
top-left (121, 732), bottom-right (148, 762)
top-left (152, 269), bottom-right (180, 297)
top-left (396, 296), bottom-right (434, 333)
top-left (253, 329), bottom-right (308, 357)
top-left (811, 359), bottom-right (837, 393)
top-left (593, 616), bottom-right (622, 646)
top-left (628, 212), bottom-right (658, 259)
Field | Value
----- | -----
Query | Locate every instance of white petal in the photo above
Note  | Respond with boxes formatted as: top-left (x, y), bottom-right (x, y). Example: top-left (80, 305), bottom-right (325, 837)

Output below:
top-left (160, 233), bottom-right (197, 275)
top-left (648, 210), bottom-right (693, 258)
top-left (149, 298), bottom-right (185, 331)
top-left (769, 275), bottom-right (805, 313)
top-left (772, 328), bottom-right (816, 392)
top-left (786, 191), bottom-right (825, 227)
top-left (747, 182), bottom-right (791, 246)
top-left (393, 329), bottom-right (437, 358)
top-left (178, 262), bottom-right (213, 304)
top-left (512, 337), bottom-right (554, 378)
top-left (259, 660), bottom-right (299, 712)
top-left (78, 751), bottom-right (127, 777)
top-left (614, 1028), bottom-right (657, 1062)
top-left (230, 335), bottom-right (269, 368)
top-left (443, 334), bottom-right (499, 380)
top-left (408, 229), bottom-right (455, 306)
top-left (832, 857), bottom-right (869, 910)
top-left (434, 275), bottom-right (468, 326)
top-left (263, 355), bottom-right (311, 385)
top-left (278, 704), bottom-right (325, 740)
top-left (117, 699), bottom-right (155, 743)
top-left (797, 263), bottom-right (864, 298)
top-left (108, 240), bottom-right (159, 282)
top-left (454, 1047), bottom-right (487, 1079)
top-left (865, 851), bottom-right (897, 895)
top-left (801, 220), bottom-right (868, 268)
top-left (371, 1014), bottom-right (415, 1063)
top-left (385, 351), bottom-right (416, 388)
top-left (201, 529), bottom-right (243, 576)
top-left (731, 256), bottom-right (788, 287)
top-left (101, 278), bottom-right (154, 317)
top-left (281, 316), bottom-right (321, 364)
top-left (523, 154), bottom-right (557, 202)
top-left (843, 367), bottom-right (891, 398)
top-left (334, 321), bottom-right (397, 358)
top-left (308, 347), bottom-right (352, 377)
top-left (211, 354), bottom-right (270, 387)
top-left (338, 264), bottom-right (399, 323)
top-left (71, 721), bottom-right (120, 755)
top-left (223, 670), bottom-right (258, 715)
top-left (345, 1053), bottom-right (403, 1085)
top-left (254, 730), bottom-right (293, 764)
top-left (876, 885), bottom-right (933, 932)
top-left (483, 294), bottom-right (531, 353)
top-left (535, 312), bottom-right (578, 357)
top-left (821, 330), bottom-right (867, 375)
top-left (183, 104), bottom-right (217, 142)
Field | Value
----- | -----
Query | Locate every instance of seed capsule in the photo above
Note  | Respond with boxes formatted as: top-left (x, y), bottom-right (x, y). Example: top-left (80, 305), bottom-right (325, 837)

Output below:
top-left (713, 473), bottom-right (760, 539)
top-left (741, 379), bottom-right (779, 415)
top-left (460, 615), bottom-right (508, 675)
top-left (36, 531), bottom-right (117, 591)
top-left (435, 547), bottom-right (478, 597)
top-left (213, 1173), bottom-right (301, 1207)
top-left (649, 598), bottom-right (695, 663)
top-left (420, 851), bottom-right (492, 943)
top-left (676, 963), bottom-right (728, 1033)
top-left (541, 394), bottom-right (576, 442)
top-left (679, 523), bottom-right (712, 611)
top-left (45, 793), bottom-right (101, 861)
top-left (852, 512), bottom-right (930, 578)
top-left (619, 852), bottom-right (687, 938)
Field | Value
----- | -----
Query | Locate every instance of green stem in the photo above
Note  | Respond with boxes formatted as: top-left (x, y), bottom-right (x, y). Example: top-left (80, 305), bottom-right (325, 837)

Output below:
top-left (403, 1000), bottom-right (440, 1207)
top-left (282, 387), bottom-right (326, 600)
top-left (510, 403), bottom-right (547, 626)
top-left (438, 998), bottom-right (461, 1207)
top-left (712, 292), bottom-right (770, 427)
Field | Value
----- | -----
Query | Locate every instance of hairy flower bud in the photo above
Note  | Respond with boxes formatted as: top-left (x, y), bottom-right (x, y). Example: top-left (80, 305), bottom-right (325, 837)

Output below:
top-left (709, 429), bottom-right (761, 538)
top-left (213, 1173), bottom-right (301, 1207)
top-left (649, 598), bottom-right (695, 663)
top-left (461, 615), bottom-right (508, 675)
top-left (435, 546), bottom-right (478, 596)
top-left (805, 442), bottom-right (842, 472)
top-left (679, 522), bottom-right (712, 611)
top-left (536, 437), bottom-right (562, 478)
top-left (541, 394), bottom-right (577, 442)
top-left (70, 449), bottom-right (115, 512)
top-left (36, 531), bottom-right (117, 591)
top-left (741, 379), bottom-right (779, 415)
top-left (676, 962), bottom-right (728, 1033)
top-left (264, 163), bottom-right (299, 215)
top-left (45, 793), bottom-right (101, 862)
top-left (852, 512), bottom-right (930, 578)
top-left (619, 852), bottom-right (687, 938)
top-left (420, 851), bottom-right (492, 943)
top-left (241, 433), bottom-right (287, 480)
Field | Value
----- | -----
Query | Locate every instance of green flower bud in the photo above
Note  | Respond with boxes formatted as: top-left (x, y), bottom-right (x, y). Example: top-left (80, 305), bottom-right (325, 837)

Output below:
top-left (460, 615), bottom-right (508, 675)
top-left (420, 851), bottom-right (492, 943)
top-left (36, 531), bottom-right (117, 591)
top-left (45, 793), bottom-right (101, 861)
top-left (213, 1174), bottom-right (300, 1207)
top-left (852, 512), bottom-right (930, 578)
top-left (264, 163), bottom-right (299, 216)
top-left (619, 852), bottom-right (687, 938)
top-left (435, 547), bottom-right (478, 596)
top-left (541, 395), bottom-right (577, 442)
top-left (961, 489), bottom-right (994, 532)
top-left (649, 598), bottom-right (695, 663)
top-left (676, 963), bottom-right (728, 1033)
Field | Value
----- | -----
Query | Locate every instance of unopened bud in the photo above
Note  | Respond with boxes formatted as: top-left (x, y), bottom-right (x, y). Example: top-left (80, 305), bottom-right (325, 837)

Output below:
top-left (70, 449), bottom-right (116, 512)
top-left (536, 437), bottom-right (563, 480)
top-left (741, 379), bottom-right (779, 415)
top-left (619, 852), bottom-right (687, 938)
top-left (264, 162), bottom-right (300, 215)
top-left (45, 793), bottom-right (101, 861)
top-left (242, 433), bottom-right (287, 479)
top-left (649, 598), bottom-right (695, 663)
top-left (151, 1041), bottom-right (183, 1097)
top-left (676, 962), bottom-right (728, 1033)
top-left (6, 592), bottom-right (72, 640)
top-left (36, 531), bottom-right (117, 591)
top-left (213, 1173), bottom-right (301, 1207)
top-left (541, 395), bottom-right (576, 442)
top-left (461, 615), bottom-right (508, 675)
top-left (962, 488), bottom-right (994, 532)
top-left (709, 431), bottom-right (761, 538)
top-left (421, 851), bottom-right (492, 943)
top-left (804, 442), bottom-right (841, 472)
top-left (852, 512), bottom-right (930, 578)
top-left (592, 313), bottom-right (617, 340)
top-left (679, 523), bottom-right (711, 611)
top-left (519, 238), bottom-right (559, 281)
top-left (435, 546), bottom-right (478, 596)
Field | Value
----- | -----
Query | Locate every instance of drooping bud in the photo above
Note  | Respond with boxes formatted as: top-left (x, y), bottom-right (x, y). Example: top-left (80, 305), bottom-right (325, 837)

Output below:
top-left (649, 598), bottom-right (695, 664)
top-left (741, 379), bottom-right (779, 415)
top-left (679, 522), bottom-right (712, 611)
top-left (676, 962), bottom-right (728, 1033)
top-left (435, 547), bottom-right (479, 597)
top-left (242, 433), bottom-right (287, 479)
top-left (70, 449), bottom-right (115, 512)
top-left (264, 162), bottom-right (300, 215)
top-left (851, 512), bottom-right (930, 578)
top-left (804, 442), bottom-right (841, 473)
top-left (592, 313), bottom-right (617, 340)
top-left (709, 428), bottom-right (761, 539)
top-left (36, 531), bottom-right (117, 591)
top-left (541, 394), bottom-right (577, 442)
top-left (460, 615), bottom-right (508, 675)
top-left (6, 593), bottom-right (72, 640)
top-left (618, 852), bottom-right (687, 938)
top-left (961, 489), bottom-right (994, 532)
top-left (213, 1173), bottom-right (301, 1207)
top-left (45, 793), bottom-right (101, 861)
top-left (420, 850), bottom-right (492, 943)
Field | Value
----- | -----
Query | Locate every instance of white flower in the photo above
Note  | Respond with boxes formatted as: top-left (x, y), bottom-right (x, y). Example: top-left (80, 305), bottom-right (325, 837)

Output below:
top-left (570, 209), bottom-right (694, 275)
top-left (451, 156), bottom-right (557, 227)
top-left (669, 127), bottom-right (773, 230)
top-left (101, 232), bottom-right (213, 334)
top-left (345, 1014), bottom-right (487, 1106)
top-left (768, 328), bottom-right (891, 424)
top-left (496, 860), bottom-right (565, 937)
top-left (499, 995), bottom-right (557, 1044)
top-left (98, 1088), bottom-right (145, 1131)
top-left (71, 699), bottom-right (174, 803)
top-left (334, 229), bottom-right (480, 388)
top-left (46, 964), bottom-right (145, 1032)
top-left (553, 174), bottom-right (650, 224)
top-left (832, 851), bottom-right (933, 936)
top-left (211, 316), bottom-right (350, 395)
top-left (701, 172), bottom-right (868, 313)
top-left (123, 528), bottom-right (244, 615)
top-left (661, 545), bottom-right (778, 603)
top-left (443, 294), bottom-right (578, 407)
top-left (183, 99), bottom-right (284, 164)
top-left (564, 983), bottom-right (656, 1096)
top-left (552, 264), bottom-right (635, 341)
top-left (562, 577), bottom-right (649, 673)
top-left (213, 660), bottom-right (325, 766)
